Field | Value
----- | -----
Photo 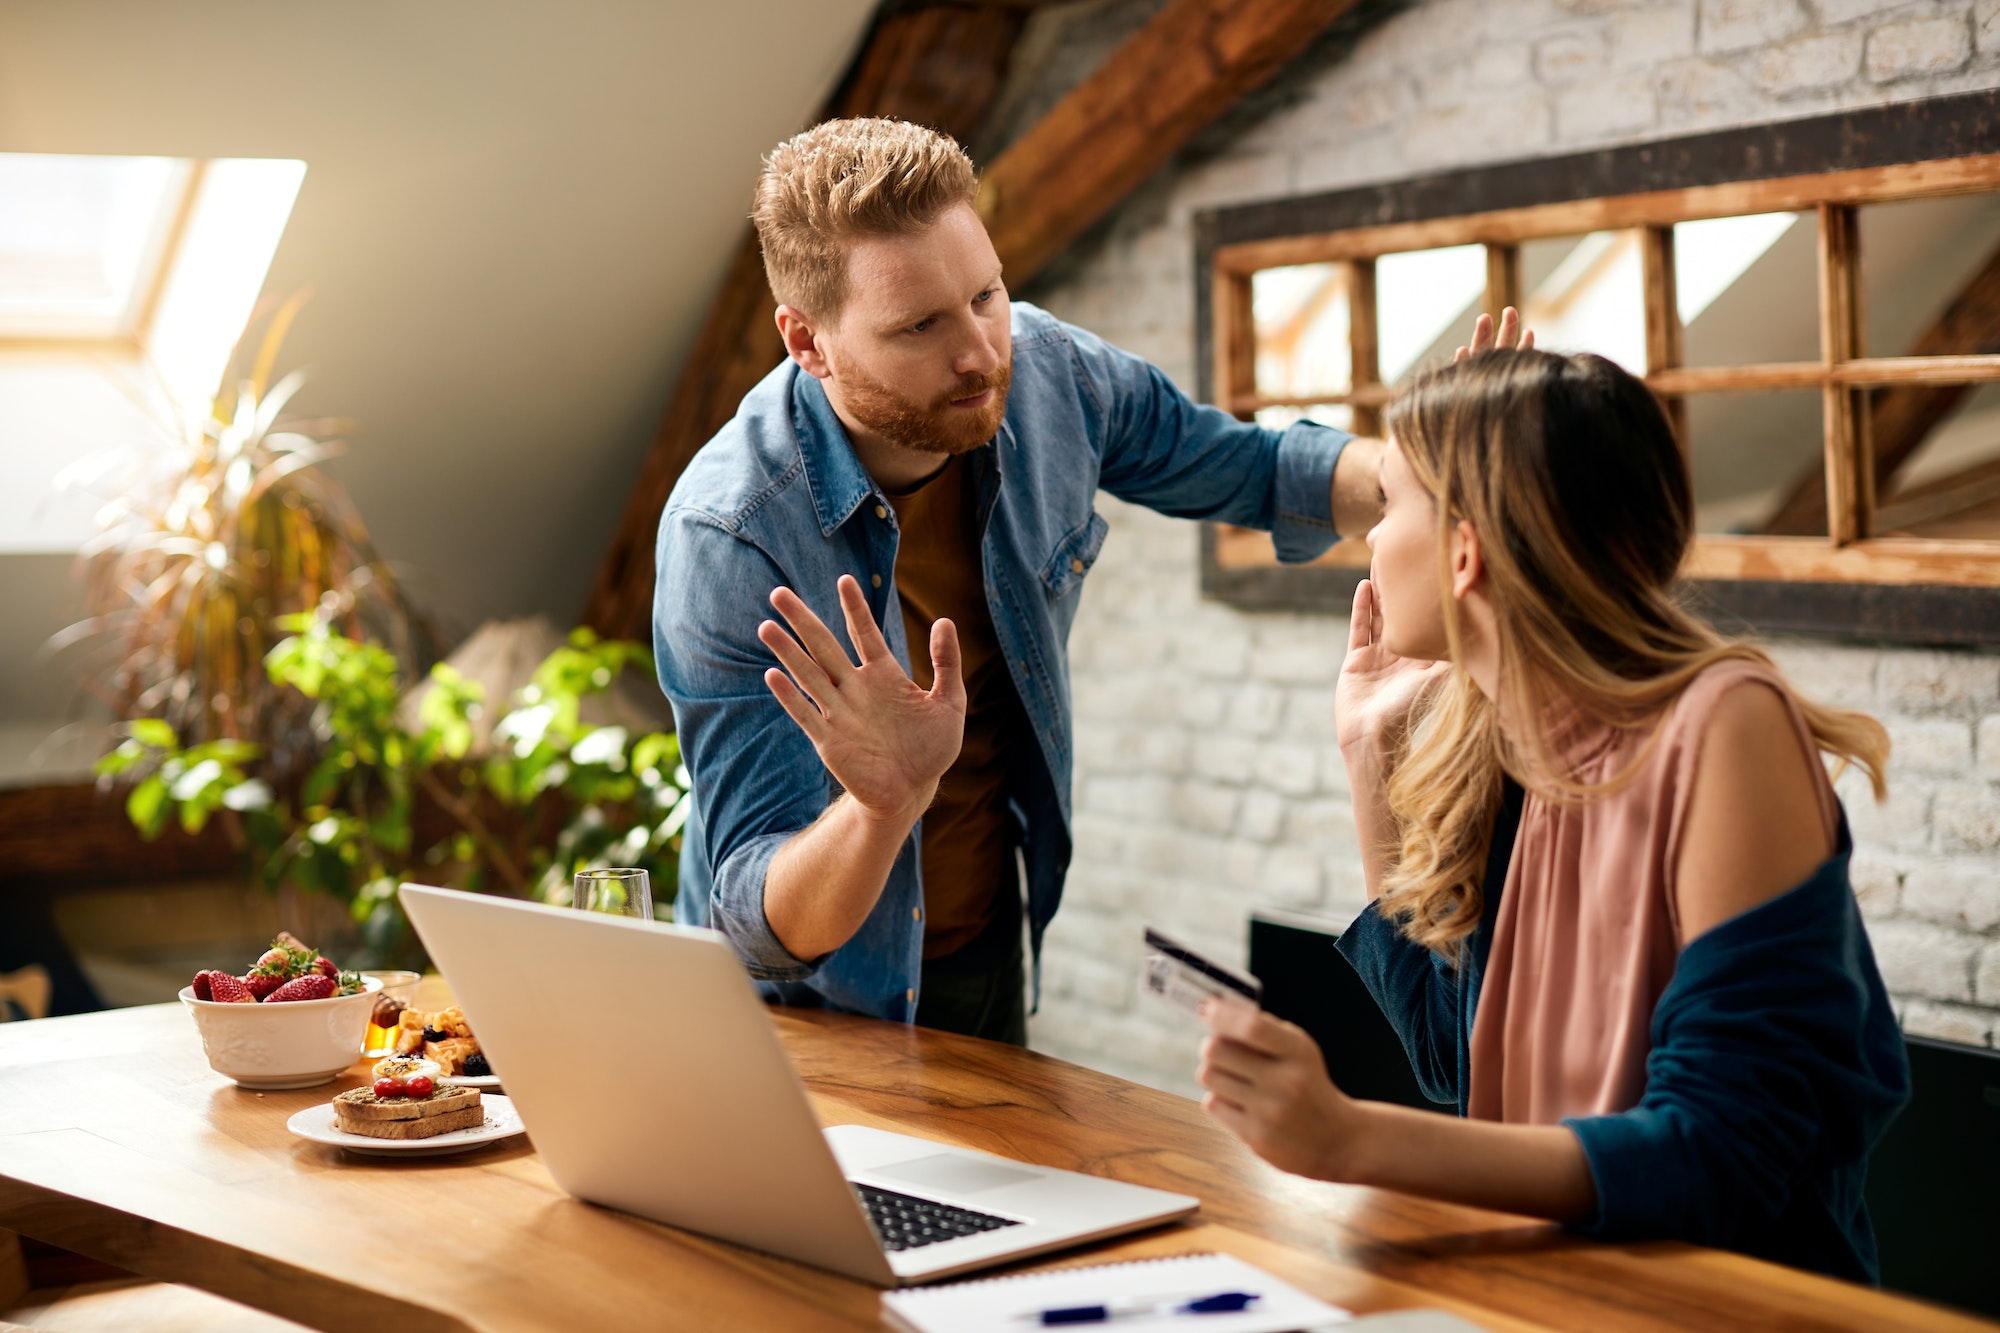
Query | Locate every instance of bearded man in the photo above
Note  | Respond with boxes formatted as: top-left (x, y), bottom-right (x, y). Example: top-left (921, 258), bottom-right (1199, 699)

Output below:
top-left (654, 118), bottom-right (1383, 1044)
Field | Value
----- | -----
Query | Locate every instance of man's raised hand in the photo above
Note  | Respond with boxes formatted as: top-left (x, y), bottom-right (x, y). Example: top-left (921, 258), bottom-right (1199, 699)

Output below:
top-left (1454, 306), bottom-right (1536, 363)
top-left (759, 575), bottom-right (966, 824)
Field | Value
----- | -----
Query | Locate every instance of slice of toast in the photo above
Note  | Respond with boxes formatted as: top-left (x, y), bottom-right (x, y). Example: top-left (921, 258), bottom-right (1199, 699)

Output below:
top-left (334, 1084), bottom-right (483, 1139)
top-left (336, 1103), bottom-right (486, 1140)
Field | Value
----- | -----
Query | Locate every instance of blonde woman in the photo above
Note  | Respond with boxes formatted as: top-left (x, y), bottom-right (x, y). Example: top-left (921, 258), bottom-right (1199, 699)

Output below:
top-left (1197, 344), bottom-right (1910, 1282)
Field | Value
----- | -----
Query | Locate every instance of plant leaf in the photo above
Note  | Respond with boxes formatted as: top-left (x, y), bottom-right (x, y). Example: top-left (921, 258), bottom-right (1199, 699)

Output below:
top-left (568, 725), bottom-right (627, 768)
top-left (126, 776), bottom-right (169, 839)
top-left (168, 757), bottom-right (223, 802)
top-left (129, 719), bottom-right (178, 750)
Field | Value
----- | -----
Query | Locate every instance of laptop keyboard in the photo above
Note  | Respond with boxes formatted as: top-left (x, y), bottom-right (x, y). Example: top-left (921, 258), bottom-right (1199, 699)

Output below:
top-left (853, 1183), bottom-right (1022, 1252)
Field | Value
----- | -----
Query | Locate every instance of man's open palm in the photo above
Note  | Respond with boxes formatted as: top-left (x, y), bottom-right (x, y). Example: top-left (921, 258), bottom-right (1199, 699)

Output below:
top-left (759, 575), bottom-right (966, 820)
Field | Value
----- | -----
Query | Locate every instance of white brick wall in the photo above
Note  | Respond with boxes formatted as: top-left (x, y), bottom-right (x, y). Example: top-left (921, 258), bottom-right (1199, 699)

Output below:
top-left (1017, 0), bottom-right (2000, 1095)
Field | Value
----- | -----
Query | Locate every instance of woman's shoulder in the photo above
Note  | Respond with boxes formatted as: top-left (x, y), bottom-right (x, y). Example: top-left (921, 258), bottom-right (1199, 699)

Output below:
top-left (1583, 657), bottom-right (1800, 792)
top-left (1663, 656), bottom-right (1798, 733)
top-left (1665, 658), bottom-right (1839, 943)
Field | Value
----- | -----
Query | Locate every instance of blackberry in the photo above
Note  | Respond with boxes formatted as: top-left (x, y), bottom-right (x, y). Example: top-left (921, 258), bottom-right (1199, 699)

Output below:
top-left (421, 1026), bottom-right (448, 1043)
top-left (463, 1052), bottom-right (491, 1078)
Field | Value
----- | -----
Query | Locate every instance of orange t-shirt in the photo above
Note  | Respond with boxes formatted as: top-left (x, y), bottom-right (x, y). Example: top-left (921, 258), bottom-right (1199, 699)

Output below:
top-left (885, 454), bottom-right (1024, 960)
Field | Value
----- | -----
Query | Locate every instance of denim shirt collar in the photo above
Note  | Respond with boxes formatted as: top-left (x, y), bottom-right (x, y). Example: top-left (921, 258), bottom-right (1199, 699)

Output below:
top-left (791, 370), bottom-right (877, 538)
top-left (790, 368), bottom-right (1018, 535)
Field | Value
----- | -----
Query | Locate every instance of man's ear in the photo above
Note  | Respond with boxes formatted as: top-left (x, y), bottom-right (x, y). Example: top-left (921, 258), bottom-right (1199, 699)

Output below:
top-left (776, 305), bottom-right (832, 380)
top-left (1449, 516), bottom-right (1485, 601)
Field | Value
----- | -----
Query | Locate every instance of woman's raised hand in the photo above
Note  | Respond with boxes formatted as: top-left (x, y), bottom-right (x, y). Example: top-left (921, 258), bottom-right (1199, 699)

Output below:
top-left (1336, 578), bottom-right (1447, 758)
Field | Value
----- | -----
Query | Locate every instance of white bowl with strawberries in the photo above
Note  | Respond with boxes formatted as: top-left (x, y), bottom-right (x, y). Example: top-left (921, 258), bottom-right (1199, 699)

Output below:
top-left (179, 934), bottom-right (381, 1090)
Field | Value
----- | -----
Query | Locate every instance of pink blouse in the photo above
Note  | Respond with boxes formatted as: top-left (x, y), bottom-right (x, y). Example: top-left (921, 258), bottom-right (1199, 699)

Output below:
top-left (1465, 659), bottom-right (1840, 1124)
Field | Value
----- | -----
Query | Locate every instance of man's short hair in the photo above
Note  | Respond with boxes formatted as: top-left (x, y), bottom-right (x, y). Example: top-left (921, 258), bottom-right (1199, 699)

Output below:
top-left (752, 118), bottom-right (979, 322)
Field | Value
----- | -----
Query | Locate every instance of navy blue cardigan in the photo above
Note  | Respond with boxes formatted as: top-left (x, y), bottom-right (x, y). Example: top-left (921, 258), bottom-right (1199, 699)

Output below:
top-left (1336, 781), bottom-right (1910, 1283)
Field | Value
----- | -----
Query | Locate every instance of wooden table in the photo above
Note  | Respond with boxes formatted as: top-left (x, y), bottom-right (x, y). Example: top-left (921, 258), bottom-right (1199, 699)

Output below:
top-left (0, 997), bottom-right (1984, 1333)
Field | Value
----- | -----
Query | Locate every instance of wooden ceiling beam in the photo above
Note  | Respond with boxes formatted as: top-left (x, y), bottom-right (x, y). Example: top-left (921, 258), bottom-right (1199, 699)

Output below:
top-left (1762, 237), bottom-right (2000, 536)
top-left (581, 3), bottom-right (1029, 639)
top-left (976, 0), bottom-right (1363, 282)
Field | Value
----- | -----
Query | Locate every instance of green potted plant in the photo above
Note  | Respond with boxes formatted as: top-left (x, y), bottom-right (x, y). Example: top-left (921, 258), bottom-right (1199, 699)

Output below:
top-left (71, 295), bottom-right (688, 965)
top-left (97, 616), bottom-right (690, 967)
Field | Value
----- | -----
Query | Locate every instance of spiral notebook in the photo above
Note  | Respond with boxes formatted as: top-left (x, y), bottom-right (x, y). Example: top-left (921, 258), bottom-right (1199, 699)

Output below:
top-left (880, 1252), bottom-right (1350, 1333)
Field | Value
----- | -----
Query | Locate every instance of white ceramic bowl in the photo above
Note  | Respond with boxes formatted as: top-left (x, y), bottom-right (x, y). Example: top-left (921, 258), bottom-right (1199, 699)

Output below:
top-left (179, 976), bottom-right (382, 1090)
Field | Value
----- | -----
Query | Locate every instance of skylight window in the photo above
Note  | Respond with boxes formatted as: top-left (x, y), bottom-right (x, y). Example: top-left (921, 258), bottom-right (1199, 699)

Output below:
top-left (0, 154), bottom-right (191, 339)
top-left (0, 153), bottom-right (306, 553)
top-left (147, 158), bottom-right (309, 412)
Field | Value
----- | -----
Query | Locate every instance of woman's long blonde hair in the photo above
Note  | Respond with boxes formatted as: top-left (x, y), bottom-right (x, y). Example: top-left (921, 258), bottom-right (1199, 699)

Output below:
top-left (1377, 350), bottom-right (1889, 962)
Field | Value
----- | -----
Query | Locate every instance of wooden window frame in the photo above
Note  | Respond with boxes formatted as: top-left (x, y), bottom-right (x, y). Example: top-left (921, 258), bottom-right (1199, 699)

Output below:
top-left (1194, 89), bottom-right (2000, 646)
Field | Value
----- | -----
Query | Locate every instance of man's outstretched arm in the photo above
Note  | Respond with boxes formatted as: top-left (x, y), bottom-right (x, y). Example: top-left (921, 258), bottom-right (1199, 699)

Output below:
top-left (756, 576), bottom-right (965, 961)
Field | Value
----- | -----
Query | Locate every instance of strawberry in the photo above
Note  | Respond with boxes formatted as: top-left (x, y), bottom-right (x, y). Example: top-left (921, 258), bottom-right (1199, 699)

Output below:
top-left (243, 972), bottom-right (287, 1000)
top-left (266, 974), bottom-right (337, 1003)
top-left (207, 973), bottom-right (257, 1004)
top-left (253, 948), bottom-right (290, 972)
top-left (312, 956), bottom-right (338, 979)
top-left (191, 970), bottom-right (218, 1001)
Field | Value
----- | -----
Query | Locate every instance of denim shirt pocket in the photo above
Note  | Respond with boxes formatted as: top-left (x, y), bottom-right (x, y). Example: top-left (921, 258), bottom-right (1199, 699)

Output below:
top-left (1039, 511), bottom-right (1109, 598)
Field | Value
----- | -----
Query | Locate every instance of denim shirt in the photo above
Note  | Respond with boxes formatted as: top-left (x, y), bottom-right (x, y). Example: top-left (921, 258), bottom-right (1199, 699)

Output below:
top-left (653, 302), bottom-right (1349, 1021)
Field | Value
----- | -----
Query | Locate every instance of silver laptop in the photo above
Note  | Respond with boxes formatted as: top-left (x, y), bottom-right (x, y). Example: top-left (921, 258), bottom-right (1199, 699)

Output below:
top-left (398, 883), bottom-right (1198, 1285)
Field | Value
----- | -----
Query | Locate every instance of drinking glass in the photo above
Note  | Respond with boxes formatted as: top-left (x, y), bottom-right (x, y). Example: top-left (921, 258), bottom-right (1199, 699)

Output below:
top-left (360, 970), bottom-right (421, 1056)
top-left (571, 867), bottom-right (653, 920)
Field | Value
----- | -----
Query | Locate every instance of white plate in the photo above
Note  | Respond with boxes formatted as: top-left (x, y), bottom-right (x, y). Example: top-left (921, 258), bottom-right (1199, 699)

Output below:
top-left (287, 1093), bottom-right (525, 1157)
top-left (441, 1073), bottom-right (500, 1089)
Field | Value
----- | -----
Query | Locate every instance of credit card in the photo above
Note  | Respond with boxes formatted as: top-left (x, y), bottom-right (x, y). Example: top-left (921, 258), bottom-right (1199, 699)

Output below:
top-left (1141, 927), bottom-right (1262, 1015)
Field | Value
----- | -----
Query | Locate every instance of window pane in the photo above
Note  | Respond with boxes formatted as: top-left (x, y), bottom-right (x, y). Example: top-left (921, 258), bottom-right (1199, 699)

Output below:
top-left (1673, 212), bottom-right (1814, 368)
top-left (1860, 192), bottom-right (2000, 358)
top-left (1377, 245), bottom-right (1484, 383)
top-left (1251, 263), bottom-right (1350, 399)
top-left (1855, 193), bottom-right (2000, 540)
top-left (1517, 230), bottom-right (1649, 374)
top-left (1876, 381), bottom-right (2000, 540)
top-left (0, 154), bottom-right (189, 337)
top-left (1682, 389), bottom-right (1825, 536)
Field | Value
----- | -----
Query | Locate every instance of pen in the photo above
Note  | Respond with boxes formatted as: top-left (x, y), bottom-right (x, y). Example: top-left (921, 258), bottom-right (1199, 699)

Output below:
top-left (1034, 1291), bottom-right (1262, 1324)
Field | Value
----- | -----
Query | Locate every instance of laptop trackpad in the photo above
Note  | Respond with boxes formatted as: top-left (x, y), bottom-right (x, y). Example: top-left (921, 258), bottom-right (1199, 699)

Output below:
top-left (873, 1153), bottom-right (1043, 1195)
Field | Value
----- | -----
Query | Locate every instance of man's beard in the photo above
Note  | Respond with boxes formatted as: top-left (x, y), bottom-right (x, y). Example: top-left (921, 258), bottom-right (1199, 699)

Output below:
top-left (839, 359), bottom-right (1012, 456)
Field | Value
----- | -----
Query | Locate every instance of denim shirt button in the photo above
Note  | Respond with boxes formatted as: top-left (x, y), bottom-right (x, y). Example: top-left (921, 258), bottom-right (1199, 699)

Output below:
top-left (875, 505), bottom-right (888, 520)
top-left (912, 907), bottom-right (921, 921)
top-left (906, 988), bottom-right (916, 1004)
top-left (871, 573), bottom-right (883, 589)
